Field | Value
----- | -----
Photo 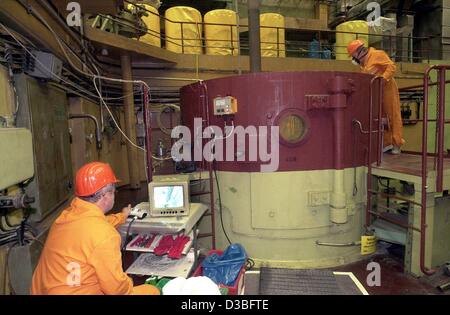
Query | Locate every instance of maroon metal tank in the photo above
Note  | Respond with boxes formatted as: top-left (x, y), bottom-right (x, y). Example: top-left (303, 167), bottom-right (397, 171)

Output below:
top-left (180, 71), bottom-right (379, 172)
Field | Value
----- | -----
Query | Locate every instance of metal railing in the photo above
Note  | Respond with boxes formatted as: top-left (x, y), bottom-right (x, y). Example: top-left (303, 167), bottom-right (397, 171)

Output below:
top-left (90, 2), bottom-right (445, 63)
top-left (365, 65), bottom-right (450, 276)
top-left (418, 65), bottom-right (449, 275)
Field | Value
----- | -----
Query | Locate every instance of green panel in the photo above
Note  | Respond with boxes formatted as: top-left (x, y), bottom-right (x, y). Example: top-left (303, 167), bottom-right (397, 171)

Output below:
top-left (15, 75), bottom-right (72, 222)
top-left (0, 128), bottom-right (34, 190)
top-left (250, 170), bottom-right (332, 229)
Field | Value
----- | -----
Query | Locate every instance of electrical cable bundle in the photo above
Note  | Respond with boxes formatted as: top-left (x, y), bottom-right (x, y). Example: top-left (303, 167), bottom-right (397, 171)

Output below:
top-left (0, 214), bottom-right (37, 247)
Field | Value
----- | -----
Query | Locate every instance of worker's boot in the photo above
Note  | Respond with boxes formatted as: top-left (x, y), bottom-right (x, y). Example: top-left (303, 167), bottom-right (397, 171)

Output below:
top-left (382, 144), bottom-right (393, 153)
top-left (391, 146), bottom-right (401, 155)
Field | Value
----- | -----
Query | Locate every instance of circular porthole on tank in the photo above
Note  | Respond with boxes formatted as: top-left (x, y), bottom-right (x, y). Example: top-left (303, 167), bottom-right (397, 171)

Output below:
top-left (274, 109), bottom-right (310, 147)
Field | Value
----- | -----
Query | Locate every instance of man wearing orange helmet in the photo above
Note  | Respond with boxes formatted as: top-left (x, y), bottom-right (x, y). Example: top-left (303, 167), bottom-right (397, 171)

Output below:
top-left (347, 39), bottom-right (405, 154)
top-left (31, 162), bottom-right (159, 295)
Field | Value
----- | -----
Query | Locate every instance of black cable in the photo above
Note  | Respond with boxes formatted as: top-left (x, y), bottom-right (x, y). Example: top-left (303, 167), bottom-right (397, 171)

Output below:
top-left (121, 216), bottom-right (137, 269)
top-left (0, 222), bottom-right (35, 245)
top-left (122, 216), bottom-right (137, 251)
top-left (378, 178), bottom-right (390, 188)
top-left (0, 234), bottom-right (16, 241)
top-left (213, 161), bottom-right (232, 245)
top-left (0, 211), bottom-right (36, 246)
top-left (0, 234), bottom-right (17, 246)
top-left (0, 231), bottom-right (16, 238)
top-left (24, 224), bottom-right (37, 237)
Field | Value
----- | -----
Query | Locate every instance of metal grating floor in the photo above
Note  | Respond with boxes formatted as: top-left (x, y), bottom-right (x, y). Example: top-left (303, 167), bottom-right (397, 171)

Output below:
top-left (259, 268), bottom-right (343, 295)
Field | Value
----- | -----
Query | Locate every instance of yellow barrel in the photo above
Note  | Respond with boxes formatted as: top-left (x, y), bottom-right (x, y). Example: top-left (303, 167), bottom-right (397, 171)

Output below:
top-left (165, 6), bottom-right (202, 54)
top-left (204, 9), bottom-right (239, 56)
top-left (139, 5), bottom-right (161, 47)
top-left (335, 20), bottom-right (369, 60)
top-left (260, 13), bottom-right (285, 57)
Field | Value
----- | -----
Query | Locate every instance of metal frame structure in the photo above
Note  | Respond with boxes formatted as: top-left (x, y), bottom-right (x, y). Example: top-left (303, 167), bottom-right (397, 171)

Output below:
top-left (142, 83), bottom-right (217, 251)
top-left (365, 65), bottom-right (450, 276)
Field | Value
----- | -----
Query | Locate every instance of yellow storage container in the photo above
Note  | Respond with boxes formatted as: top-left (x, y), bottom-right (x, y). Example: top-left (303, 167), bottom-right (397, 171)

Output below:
top-left (139, 5), bottom-right (161, 47)
top-left (335, 20), bottom-right (369, 60)
top-left (165, 6), bottom-right (202, 54)
top-left (260, 13), bottom-right (285, 57)
top-left (204, 9), bottom-right (239, 56)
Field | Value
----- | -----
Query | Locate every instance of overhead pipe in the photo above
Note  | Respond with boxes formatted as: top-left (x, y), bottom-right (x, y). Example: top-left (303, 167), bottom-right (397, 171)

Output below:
top-left (68, 114), bottom-right (102, 150)
top-left (248, 0), bottom-right (261, 73)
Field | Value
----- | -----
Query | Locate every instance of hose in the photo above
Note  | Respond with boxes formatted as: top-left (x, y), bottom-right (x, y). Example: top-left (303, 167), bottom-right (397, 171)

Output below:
top-left (152, 104), bottom-right (180, 136)
top-left (68, 114), bottom-right (103, 150)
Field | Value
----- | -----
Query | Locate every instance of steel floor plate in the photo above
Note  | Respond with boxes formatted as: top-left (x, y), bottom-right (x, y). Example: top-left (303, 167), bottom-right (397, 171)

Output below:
top-left (259, 268), bottom-right (343, 295)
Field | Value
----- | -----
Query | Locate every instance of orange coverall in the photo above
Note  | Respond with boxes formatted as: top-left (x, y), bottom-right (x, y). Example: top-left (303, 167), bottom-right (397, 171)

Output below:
top-left (31, 198), bottom-right (158, 295)
top-left (361, 48), bottom-right (405, 148)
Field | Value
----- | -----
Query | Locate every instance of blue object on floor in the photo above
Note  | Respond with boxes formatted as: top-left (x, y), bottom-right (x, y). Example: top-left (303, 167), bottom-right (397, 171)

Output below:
top-left (202, 243), bottom-right (247, 286)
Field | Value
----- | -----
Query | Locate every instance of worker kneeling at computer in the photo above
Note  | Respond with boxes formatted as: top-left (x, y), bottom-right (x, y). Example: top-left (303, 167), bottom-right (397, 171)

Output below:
top-left (31, 162), bottom-right (159, 295)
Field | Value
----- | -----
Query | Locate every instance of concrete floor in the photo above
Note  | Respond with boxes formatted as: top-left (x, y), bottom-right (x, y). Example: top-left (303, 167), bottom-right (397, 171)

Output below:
top-left (332, 254), bottom-right (449, 295)
top-left (115, 183), bottom-right (450, 295)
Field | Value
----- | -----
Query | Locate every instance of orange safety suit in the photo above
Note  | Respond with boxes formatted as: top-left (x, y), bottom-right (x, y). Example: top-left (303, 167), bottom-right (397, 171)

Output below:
top-left (361, 47), bottom-right (405, 148)
top-left (30, 197), bottom-right (159, 295)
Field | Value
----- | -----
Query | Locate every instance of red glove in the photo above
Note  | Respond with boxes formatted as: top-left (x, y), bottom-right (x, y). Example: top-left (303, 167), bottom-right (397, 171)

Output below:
top-left (153, 235), bottom-right (174, 256)
top-left (168, 235), bottom-right (190, 259)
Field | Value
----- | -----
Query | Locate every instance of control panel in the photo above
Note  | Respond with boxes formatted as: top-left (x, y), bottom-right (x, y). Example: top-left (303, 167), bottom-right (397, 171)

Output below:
top-left (213, 96), bottom-right (238, 115)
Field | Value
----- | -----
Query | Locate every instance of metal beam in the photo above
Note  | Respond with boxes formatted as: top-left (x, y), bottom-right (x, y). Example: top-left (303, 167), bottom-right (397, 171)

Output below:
top-left (248, 0), bottom-right (261, 73)
top-left (121, 52), bottom-right (141, 189)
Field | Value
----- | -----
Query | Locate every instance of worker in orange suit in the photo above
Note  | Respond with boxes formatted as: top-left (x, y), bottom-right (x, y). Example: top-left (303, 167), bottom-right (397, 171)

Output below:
top-left (31, 162), bottom-right (159, 295)
top-left (347, 39), bottom-right (405, 154)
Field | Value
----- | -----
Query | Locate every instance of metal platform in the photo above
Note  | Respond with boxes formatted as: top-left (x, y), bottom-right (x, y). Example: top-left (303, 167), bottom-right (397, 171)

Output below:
top-left (371, 153), bottom-right (450, 191)
top-left (374, 153), bottom-right (450, 176)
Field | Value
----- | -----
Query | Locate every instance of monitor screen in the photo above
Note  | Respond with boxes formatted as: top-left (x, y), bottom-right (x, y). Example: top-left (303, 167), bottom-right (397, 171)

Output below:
top-left (153, 185), bottom-right (184, 209)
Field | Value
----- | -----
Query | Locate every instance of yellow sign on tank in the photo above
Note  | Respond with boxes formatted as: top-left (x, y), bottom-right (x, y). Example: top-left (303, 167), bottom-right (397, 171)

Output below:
top-left (361, 235), bottom-right (377, 255)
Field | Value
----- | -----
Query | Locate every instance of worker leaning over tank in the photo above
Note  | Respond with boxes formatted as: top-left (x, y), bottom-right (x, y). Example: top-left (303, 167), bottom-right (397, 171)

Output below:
top-left (347, 39), bottom-right (405, 154)
top-left (31, 162), bottom-right (159, 295)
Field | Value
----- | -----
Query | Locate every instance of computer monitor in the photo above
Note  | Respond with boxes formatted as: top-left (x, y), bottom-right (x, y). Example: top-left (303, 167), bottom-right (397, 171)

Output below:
top-left (148, 179), bottom-right (190, 217)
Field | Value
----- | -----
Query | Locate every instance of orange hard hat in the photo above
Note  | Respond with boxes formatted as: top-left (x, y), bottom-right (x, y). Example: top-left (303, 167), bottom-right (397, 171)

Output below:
top-left (347, 39), bottom-right (365, 56)
top-left (75, 162), bottom-right (120, 197)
